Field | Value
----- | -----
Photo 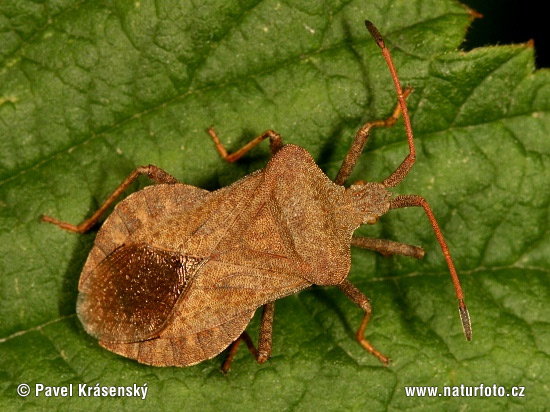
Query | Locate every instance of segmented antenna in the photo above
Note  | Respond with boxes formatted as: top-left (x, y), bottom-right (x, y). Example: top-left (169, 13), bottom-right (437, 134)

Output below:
top-left (366, 20), bottom-right (472, 341)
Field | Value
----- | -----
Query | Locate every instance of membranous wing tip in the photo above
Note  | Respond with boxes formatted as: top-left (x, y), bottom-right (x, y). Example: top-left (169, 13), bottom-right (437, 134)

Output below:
top-left (459, 299), bottom-right (472, 341)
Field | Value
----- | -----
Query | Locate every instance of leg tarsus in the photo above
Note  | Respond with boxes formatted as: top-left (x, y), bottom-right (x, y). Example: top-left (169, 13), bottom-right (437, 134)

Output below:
top-left (351, 236), bottom-right (424, 259)
top-left (221, 332), bottom-right (257, 374)
top-left (337, 280), bottom-right (390, 366)
top-left (355, 312), bottom-right (391, 366)
top-left (221, 302), bottom-right (275, 373)
top-left (207, 127), bottom-right (283, 163)
top-left (41, 164), bottom-right (179, 234)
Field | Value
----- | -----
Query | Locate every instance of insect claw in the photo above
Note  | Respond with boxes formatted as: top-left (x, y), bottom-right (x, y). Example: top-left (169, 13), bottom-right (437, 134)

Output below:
top-left (459, 299), bottom-right (472, 341)
top-left (257, 352), bottom-right (269, 364)
top-left (402, 86), bottom-right (413, 99)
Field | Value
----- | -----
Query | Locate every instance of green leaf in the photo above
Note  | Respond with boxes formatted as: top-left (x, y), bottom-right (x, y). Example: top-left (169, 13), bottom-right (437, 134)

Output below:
top-left (1, 0), bottom-right (549, 410)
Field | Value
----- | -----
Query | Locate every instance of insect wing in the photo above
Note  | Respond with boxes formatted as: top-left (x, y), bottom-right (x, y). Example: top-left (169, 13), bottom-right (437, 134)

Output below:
top-left (77, 243), bottom-right (203, 343)
top-left (160, 248), bottom-right (311, 338)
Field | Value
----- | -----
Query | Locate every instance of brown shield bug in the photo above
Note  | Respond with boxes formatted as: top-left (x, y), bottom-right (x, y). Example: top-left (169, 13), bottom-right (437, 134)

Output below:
top-left (42, 21), bottom-right (471, 372)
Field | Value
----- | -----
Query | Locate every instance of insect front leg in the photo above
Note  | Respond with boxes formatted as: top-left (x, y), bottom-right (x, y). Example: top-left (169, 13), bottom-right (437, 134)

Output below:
top-left (221, 302), bottom-right (275, 373)
top-left (41, 164), bottom-right (179, 233)
top-left (351, 236), bottom-right (424, 259)
top-left (337, 280), bottom-right (390, 366)
top-left (207, 128), bottom-right (283, 162)
top-left (334, 88), bottom-right (411, 186)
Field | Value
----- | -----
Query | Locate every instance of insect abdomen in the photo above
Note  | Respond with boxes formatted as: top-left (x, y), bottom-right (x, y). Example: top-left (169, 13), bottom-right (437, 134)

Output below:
top-left (100, 310), bottom-right (255, 366)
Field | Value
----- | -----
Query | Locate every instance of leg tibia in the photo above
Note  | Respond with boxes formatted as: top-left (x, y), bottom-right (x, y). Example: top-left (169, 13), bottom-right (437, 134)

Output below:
top-left (221, 302), bottom-right (275, 373)
top-left (207, 128), bottom-right (283, 162)
top-left (351, 236), bottom-right (424, 259)
top-left (335, 88), bottom-right (411, 186)
top-left (41, 164), bottom-right (178, 233)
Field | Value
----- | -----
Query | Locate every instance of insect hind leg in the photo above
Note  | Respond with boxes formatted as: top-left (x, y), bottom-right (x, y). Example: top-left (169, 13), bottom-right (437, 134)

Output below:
top-left (222, 302), bottom-right (275, 373)
top-left (207, 128), bottom-right (283, 163)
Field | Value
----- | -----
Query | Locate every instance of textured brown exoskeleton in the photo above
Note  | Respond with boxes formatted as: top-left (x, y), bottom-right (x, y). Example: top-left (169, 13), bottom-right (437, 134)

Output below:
top-left (42, 21), bottom-right (471, 372)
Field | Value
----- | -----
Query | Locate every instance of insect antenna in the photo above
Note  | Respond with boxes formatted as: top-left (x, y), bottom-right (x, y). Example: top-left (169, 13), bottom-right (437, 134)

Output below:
top-left (365, 20), bottom-right (472, 341)
top-left (364, 20), bottom-right (416, 188)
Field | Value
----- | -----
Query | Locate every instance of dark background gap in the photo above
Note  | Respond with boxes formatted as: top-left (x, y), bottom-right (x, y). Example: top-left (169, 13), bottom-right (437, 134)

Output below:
top-left (461, 0), bottom-right (548, 68)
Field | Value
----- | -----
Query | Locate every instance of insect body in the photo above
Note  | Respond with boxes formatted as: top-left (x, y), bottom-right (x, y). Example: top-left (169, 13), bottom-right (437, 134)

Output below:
top-left (42, 21), bottom-right (471, 371)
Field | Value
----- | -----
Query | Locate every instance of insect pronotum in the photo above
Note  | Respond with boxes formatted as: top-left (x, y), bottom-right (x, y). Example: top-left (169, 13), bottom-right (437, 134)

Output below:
top-left (42, 20), bottom-right (471, 371)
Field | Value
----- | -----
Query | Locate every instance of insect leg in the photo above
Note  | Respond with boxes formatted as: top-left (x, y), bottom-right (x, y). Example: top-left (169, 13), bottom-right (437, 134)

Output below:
top-left (256, 301), bottom-right (275, 362)
top-left (390, 195), bottom-right (472, 341)
top-left (337, 279), bottom-right (390, 365)
top-left (351, 236), bottom-right (424, 259)
top-left (41, 165), bottom-right (179, 233)
top-left (207, 128), bottom-right (283, 162)
top-left (221, 302), bottom-right (275, 373)
top-left (334, 88), bottom-right (411, 186)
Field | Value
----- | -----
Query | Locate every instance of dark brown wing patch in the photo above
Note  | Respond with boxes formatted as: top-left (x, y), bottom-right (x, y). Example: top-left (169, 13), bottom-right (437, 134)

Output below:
top-left (77, 243), bottom-right (204, 343)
